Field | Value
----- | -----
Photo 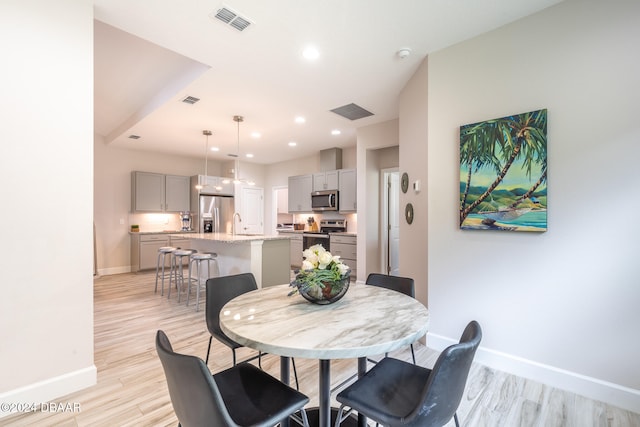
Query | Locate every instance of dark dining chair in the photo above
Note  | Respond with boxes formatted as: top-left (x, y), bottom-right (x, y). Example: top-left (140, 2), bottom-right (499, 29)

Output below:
top-left (366, 273), bottom-right (416, 364)
top-left (205, 272), bottom-right (299, 389)
top-left (156, 330), bottom-right (310, 427)
top-left (335, 320), bottom-right (482, 427)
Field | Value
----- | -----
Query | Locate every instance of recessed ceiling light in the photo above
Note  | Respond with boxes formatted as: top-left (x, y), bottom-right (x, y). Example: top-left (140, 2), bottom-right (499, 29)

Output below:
top-left (302, 45), bottom-right (319, 60)
top-left (210, 147), bottom-right (219, 152)
top-left (331, 129), bottom-right (341, 136)
top-left (295, 116), bottom-right (306, 124)
top-left (251, 132), bottom-right (261, 138)
top-left (246, 153), bottom-right (254, 158)
top-left (288, 141), bottom-right (297, 147)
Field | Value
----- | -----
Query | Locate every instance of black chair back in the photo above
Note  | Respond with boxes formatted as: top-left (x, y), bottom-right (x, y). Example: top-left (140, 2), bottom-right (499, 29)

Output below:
top-left (412, 321), bottom-right (482, 425)
top-left (206, 273), bottom-right (258, 345)
top-left (156, 330), bottom-right (237, 427)
top-left (366, 273), bottom-right (415, 298)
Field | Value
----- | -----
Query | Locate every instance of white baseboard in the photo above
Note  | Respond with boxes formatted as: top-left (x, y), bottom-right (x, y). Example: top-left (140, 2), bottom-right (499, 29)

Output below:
top-left (0, 366), bottom-right (97, 419)
top-left (427, 332), bottom-right (640, 414)
top-left (97, 265), bottom-right (131, 276)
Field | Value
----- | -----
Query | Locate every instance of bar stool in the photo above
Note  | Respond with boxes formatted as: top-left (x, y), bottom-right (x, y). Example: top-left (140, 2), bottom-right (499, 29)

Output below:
top-left (168, 248), bottom-right (196, 301)
top-left (154, 246), bottom-right (176, 296)
top-left (186, 252), bottom-right (219, 311)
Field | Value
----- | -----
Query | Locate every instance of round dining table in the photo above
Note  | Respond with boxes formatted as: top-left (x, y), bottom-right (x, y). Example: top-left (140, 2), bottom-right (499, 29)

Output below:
top-left (220, 283), bottom-right (430, 427)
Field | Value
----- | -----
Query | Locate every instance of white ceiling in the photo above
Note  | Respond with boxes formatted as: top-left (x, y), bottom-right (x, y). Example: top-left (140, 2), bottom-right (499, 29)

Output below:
top-left (93, 0), bottom-right (563, 165)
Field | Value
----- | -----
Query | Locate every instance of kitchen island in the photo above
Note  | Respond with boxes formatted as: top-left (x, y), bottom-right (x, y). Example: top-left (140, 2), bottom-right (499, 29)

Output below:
top-left (169, 233), bottom-right (292, 288)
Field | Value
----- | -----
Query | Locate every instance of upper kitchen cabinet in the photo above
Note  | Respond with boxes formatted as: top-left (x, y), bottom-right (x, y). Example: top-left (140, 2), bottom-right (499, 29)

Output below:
top-left (313, 170), bottom-right (339, 191)
top-left (165, 175), bottom-right (190, 212)
top-left (339, 169), bottom-right (357, 212)
top-left (131, 171), bottom-right (190, 212)
top-left (191, 175), bottom-right (234, 196)
top-left (288, 174), bottom-right (312, 213)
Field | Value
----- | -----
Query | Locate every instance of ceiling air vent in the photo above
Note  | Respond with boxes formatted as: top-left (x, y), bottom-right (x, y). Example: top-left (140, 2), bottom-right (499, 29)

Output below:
top-left (181, 95), bottom-right (200, 104)
top-left (211, 6), bottom-right (253, 32)
top-left (330, 103), bottom-right (374, 121)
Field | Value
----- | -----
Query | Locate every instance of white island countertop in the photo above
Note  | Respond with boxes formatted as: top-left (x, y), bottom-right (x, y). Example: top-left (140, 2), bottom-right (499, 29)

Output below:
top-left (168, 233), bottom-right (291, 288)
top-left (169, 232), bottom-right (291, 243)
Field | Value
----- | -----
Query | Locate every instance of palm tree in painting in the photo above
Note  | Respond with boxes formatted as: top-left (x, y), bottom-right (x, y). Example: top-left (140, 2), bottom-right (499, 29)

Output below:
top-left (459, 123), bottom-right (503, 212)
top-left (459, 109), bottom-right (547, 226)
top-left (508, 158), bottom-right (547, 210)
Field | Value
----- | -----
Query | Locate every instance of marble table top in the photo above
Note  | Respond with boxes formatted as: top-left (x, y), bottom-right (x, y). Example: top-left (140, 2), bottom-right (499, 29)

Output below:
top-left (220, 284), bottom-right (429, 359)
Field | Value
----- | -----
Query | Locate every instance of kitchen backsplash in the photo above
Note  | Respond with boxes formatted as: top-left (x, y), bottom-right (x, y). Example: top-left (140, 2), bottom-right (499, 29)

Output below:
top-left (129, 213), bottom-right (183, 232)
top-left (292, 212), bottom-right (357, 232)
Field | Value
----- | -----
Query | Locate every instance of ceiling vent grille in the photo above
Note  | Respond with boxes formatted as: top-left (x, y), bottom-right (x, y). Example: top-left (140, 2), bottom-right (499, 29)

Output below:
top-left (181, 95), bottom-right (200, 104)
top-left (211, 6), bottom-right (253, 32)
top-left (330, 103), bottom-right (374, 121)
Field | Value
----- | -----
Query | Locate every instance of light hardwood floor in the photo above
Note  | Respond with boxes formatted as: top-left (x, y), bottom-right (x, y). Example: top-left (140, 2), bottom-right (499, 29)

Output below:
top-left (4, 271), bottom-right (639, 426)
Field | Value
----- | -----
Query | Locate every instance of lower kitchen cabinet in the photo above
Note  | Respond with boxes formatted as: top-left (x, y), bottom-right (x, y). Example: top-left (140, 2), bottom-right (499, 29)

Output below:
top-left (330, 234), bottom-right (357, 280)
top-left (290, 233), bottom-right (303, 268)
top-left (131, 233), bottom-right (169, 272)
top-left (279, 232), bottom-right (303, 268)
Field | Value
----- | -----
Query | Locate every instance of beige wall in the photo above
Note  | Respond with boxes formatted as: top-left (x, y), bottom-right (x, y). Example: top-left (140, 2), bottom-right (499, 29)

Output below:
top-left (398, 60), bottom-right (429, 307)
top-left (356, 120), bottom-right (399, 282)
top-left (94, 135), bottom-right (216, 274)
top-left (423, 0), bottom-right (640, 411)
top-left (0, 0), bottom-right (95, 410)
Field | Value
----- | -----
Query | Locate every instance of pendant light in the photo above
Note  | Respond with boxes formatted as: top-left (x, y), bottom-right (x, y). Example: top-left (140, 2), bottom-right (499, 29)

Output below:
top-left (195, 130), bottom-right (222, 191)
top-left (223, 115), bottom-right (255, 186)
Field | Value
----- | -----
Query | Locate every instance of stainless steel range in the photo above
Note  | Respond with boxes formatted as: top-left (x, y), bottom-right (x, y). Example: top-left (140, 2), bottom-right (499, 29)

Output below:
top-left (302, 219), bottom-right (347, 252)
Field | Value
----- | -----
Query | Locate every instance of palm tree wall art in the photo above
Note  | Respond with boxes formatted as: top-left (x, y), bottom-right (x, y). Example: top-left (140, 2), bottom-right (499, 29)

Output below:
top-left (459, 109), bottom-right (547, 232)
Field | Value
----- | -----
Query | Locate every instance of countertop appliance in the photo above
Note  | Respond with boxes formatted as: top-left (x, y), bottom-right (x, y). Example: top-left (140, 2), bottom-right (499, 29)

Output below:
top-left (193, 194), bottom-right (234, 233)
top-left (311, 189), bottom-right (339, 211)
top-left (302, 219), bottom-right (347, 252)
top-left (179, 211), bottom-right (192, 231)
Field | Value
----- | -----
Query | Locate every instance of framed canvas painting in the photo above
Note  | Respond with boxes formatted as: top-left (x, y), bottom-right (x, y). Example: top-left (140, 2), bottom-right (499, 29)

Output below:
top-left (459, 109), bottom-right (547, 232)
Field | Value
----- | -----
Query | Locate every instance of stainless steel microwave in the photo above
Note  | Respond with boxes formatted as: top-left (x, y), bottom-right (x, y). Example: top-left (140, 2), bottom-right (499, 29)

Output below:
top-left (311, 190), bottom-right (339, 211)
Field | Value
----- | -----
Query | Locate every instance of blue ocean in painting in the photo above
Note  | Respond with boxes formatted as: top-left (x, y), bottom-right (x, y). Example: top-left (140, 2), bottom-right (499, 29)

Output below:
top-left (467, 210), bottom-right (547, 230)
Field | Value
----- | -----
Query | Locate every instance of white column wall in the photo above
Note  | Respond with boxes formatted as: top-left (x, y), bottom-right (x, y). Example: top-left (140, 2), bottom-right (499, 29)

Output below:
top-left (0, 0), bottom-right (96, 413)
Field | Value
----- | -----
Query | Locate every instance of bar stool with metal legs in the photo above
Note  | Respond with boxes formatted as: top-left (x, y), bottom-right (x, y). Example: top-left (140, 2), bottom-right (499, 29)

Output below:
top-left (186, 252), bottom-right (219, 311)
top-left (154, 246), bottom-right (176, 296)
top-left (168, 248), bottom-right (196, 301)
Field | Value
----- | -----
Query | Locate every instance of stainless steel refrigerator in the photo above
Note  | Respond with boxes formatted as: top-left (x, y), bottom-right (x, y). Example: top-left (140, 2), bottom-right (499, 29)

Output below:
top-left (193, 194), bottom-right (234, 234)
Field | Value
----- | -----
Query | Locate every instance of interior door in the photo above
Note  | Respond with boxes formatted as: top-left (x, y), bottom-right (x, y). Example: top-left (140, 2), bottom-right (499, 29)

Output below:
top-left (387, 172), bottom-right (400, 276)
top-left (239, 186), bottom-right (264, 234)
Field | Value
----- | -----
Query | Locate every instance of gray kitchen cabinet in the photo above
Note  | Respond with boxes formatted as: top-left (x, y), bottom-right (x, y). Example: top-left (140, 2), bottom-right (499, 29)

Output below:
top-left (338, 168), bottom-right (357, 212)
top-left (330, 234), bottom-right (357, 280)
top-left (165, 175), bottom-right (190, 212)
top-left (169, 235), bottom-right (190, 249)
top-left (312, 170), bottom-right (339, 191)
top-left (131, 233), bottom-right (170, 272)
top-left (289, 233), bottom-right (303, 268)
top-left (131, 171), bottom-right (190, 212)
top-left (288, 174), bottom-right (313, 212)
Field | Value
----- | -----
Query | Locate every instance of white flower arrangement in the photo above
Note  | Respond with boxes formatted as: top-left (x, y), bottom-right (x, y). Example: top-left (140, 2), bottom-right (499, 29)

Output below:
top-left (288, 244), bottom-right (351, 300)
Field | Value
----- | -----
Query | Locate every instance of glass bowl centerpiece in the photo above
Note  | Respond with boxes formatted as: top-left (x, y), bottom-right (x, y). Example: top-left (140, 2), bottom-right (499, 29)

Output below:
top-left (288, 244), bottom-right (351, 305)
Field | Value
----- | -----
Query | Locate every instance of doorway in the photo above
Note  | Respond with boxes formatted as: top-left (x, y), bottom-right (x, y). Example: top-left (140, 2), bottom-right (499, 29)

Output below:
top-left (272, 186), bottom-right (291, 235)
top-left (381, 169), bottom-right (400, 275)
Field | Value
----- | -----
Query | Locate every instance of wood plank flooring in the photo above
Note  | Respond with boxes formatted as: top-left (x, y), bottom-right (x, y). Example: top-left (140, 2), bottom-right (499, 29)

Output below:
top-left (4, 271), bottom-right (639, 426)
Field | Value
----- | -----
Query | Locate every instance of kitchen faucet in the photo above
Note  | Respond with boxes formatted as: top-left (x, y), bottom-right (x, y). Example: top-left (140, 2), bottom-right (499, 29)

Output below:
top-left (232, 212), bottom-right (242, 235)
